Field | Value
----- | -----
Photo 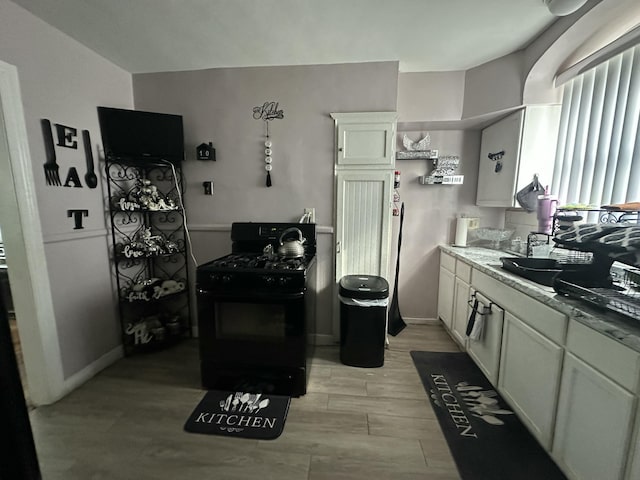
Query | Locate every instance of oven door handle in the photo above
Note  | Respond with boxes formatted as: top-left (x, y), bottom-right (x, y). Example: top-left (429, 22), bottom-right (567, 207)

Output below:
top-left (198, 289), bottom-right (305, 301)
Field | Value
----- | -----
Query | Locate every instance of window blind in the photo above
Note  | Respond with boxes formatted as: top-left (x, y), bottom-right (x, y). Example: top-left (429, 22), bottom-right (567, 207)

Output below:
top-left (551, 43), bottom-right (640, 207)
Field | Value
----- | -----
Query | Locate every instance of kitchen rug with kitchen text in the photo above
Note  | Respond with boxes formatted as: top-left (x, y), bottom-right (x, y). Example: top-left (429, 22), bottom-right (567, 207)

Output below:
top-left (184, 390), bottom-right (290, 440)
top-left (410, 351), bottom-right (566, 480)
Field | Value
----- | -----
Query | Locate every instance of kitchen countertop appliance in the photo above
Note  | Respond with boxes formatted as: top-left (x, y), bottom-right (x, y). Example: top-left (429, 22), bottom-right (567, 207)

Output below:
top-left (196, 222), bottom-right (316, 397)
top-left (551, 223), bottom-right (640, 322)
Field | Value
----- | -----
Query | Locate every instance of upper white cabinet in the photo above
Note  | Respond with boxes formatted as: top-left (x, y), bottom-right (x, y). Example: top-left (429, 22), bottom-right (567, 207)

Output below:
top-left (476, 105), bottom-right (561, 207)
top-left (331, 112), bottom-right (397, 168)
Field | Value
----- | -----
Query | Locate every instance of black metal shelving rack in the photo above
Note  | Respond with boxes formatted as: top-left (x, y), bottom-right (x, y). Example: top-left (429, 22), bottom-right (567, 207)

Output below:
top-left (105, 156), bottom-right (192, 355)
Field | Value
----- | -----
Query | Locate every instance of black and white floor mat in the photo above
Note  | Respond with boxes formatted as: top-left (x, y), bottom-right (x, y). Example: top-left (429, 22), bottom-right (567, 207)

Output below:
top-left (184, 390), bottom-right (290, 440)
top-left (411, 351), bottom-right (566, 480)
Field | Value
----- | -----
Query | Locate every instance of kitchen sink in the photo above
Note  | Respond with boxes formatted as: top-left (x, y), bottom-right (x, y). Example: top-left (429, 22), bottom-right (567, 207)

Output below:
top-left (499, 257), bottom-right (564, 287)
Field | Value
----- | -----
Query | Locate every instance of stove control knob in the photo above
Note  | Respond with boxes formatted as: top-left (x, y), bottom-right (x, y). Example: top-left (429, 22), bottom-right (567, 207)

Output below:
top-left (278, 277), bottom-right (289, 285)
top-left (264, 276), bottom-right (275, 285)
top-left (210, 273), bottom-right (219, 282)
top-left (222, 275), bottom-right (231, 284)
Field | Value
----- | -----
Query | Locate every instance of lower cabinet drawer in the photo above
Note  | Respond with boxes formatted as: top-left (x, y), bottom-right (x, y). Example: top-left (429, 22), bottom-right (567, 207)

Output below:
top-left (472, 269), bottom-right (567, 344)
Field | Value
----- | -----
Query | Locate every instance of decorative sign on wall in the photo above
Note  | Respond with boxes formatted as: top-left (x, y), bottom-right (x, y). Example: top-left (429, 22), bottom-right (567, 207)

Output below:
top-left (67, 209), bottom-right (88, 229)
top-left (253, 102), bottom-right (284, 121)
top-left (253, 102), bottom-right (284, 187)
top-left (41, 119), bottom-right (98, 189)
top-left (41, 117), bottom-right (99, 231)
top-left (196, 142), bottom-right (216, 161)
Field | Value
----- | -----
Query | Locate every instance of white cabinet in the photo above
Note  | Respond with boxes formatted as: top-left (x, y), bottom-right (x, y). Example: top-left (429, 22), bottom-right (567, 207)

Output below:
top-left (627, 415), bottom-right (640, 480)
top-left (439, 247), bottom-right (640, 478)
top-left (476, 105), bottom-right (561, 207)
top-left (498, 311), bottom-right (563, 449)
top-left (552, 319), bottom-right (640, 480)
top-left (438, 253), bottom-right (472, 340)
top-left (467, 291), bottom-right (504, 387)
top-left (331, 112), bottom-right (396, 168)
top-left (553, 353), bottom-right (635, 480)
top-left (332, 112), bottom-right (397, 338)
top-left (450, 276), bottom-right (470, 347)
top-left (437, 252), bottom-right (456, 330)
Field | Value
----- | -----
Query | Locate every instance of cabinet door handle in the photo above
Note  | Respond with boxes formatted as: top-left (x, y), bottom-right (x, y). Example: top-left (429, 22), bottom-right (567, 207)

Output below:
top-left (336, 241), bottom-right (341, 253)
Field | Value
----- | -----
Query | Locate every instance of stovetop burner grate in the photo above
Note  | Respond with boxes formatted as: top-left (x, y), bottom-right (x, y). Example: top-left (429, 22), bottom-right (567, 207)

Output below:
top-left (209, 253), bottom-right (308, 271)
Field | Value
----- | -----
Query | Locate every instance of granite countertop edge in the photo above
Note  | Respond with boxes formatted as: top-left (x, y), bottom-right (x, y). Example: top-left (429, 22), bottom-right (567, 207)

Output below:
top-left (439, 244), bottom-right (640, 354)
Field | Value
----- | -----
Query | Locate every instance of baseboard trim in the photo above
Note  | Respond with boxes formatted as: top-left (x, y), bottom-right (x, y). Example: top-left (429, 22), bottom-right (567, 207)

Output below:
top-left (61, 345), bottom-right (124, 398)
top-left (404, 317), bottom-right (440, 325)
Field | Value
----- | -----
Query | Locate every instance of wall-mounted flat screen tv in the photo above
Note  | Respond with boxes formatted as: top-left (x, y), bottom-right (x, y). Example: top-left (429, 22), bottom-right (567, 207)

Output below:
top-left (97, 106), bottom-right (184, 163)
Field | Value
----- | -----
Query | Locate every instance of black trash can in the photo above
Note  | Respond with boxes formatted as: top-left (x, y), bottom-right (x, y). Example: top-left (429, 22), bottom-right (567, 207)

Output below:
top-left (339, 275), bottom-right (389, 368)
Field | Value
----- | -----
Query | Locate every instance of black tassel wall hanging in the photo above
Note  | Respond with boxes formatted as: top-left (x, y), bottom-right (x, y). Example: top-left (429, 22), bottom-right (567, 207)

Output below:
top-left (253, 101), bottom-right (283, 188)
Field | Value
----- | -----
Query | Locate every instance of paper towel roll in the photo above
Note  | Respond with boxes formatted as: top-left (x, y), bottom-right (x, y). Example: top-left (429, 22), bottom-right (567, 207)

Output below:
top-left (455, 217), bottom-right (468, 246)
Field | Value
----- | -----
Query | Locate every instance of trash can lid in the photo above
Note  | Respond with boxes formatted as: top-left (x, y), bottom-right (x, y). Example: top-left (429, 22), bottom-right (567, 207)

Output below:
top-left (339, 275), bottom-right (389, 300)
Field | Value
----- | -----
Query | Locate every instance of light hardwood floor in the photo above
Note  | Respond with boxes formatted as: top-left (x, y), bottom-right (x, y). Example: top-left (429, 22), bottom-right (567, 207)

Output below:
top-left (30, 323), bottom-right (461, 479)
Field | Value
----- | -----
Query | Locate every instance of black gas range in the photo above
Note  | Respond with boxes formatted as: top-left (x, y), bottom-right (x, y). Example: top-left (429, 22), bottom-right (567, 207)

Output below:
top-left (196, 222), bottom-right (317, 397)
top-left (197, 253), bottom-right (312, 292)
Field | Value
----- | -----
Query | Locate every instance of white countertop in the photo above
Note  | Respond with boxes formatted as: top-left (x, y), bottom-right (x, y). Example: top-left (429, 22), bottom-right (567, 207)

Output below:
top-left (439, 244), bottom-right (640, 353)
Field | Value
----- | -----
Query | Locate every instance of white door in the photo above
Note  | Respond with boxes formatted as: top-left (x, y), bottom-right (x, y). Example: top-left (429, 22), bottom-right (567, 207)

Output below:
top-left (553, 352), bottom-right (635, 480)
top-left (498, 311), bottom-right (563, 449)
top-left (476, 109), bottom-right (524, 207)
top-left (335, 170), bottom-right (393, 282)
top-left (437, 267), bottom-right (455, 330)
top-left (336, 122), bottom-right (395, 167)
top-left (331, 112), bottom-right (396, 168)
top-left (450, 277), bottom-right (471, 348)
top-left (467, 291), bottom-right (504, 387)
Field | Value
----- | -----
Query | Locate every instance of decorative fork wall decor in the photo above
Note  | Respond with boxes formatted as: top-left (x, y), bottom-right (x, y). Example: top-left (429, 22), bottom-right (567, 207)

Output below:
top-left (41, 117), bottom-right (98, 231)
top-left (41, 118), bottom-right (98, 190)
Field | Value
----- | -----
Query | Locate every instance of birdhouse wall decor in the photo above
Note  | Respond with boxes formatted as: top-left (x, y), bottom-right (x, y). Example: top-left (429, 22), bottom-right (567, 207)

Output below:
top-left (196, 142), bottom-right (216, 161)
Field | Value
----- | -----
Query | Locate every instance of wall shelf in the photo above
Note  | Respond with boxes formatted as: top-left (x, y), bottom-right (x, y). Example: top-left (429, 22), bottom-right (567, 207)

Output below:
top-left (396, 150), bottom-right (438, 160)
top-left (419, 174), bottom-right (464, 185)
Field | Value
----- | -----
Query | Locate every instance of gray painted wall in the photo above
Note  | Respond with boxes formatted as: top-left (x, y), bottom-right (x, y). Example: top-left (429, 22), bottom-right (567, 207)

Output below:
top-left (391, 130), bottom-right (503, 320)
top-left (132, 65), bottom-right (508, 325)
top-left (397, 72), bottom-right (465, 123)
top-left (0, 0), bottom-right (133, 378)
top-left (132, 62), bottom-right (399, 338)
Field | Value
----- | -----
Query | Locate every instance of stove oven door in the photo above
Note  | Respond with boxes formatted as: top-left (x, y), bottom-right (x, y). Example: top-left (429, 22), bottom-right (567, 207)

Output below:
top-left (196, 288), bottom-right (308, 394)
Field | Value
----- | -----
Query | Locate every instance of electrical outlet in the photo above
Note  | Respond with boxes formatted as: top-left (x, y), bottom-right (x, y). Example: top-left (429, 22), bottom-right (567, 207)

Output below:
top-left (304, 208), bottom-right (315, 223)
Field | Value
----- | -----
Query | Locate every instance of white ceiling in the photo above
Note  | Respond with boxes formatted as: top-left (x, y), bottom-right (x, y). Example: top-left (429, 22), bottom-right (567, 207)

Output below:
top-left (13, 0), bottom-right (558, 74)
